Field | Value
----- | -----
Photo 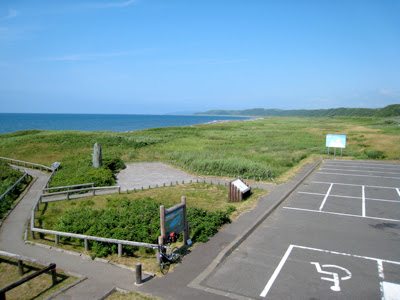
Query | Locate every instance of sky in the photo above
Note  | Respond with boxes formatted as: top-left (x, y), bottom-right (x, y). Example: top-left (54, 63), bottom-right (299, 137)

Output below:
top-left (0, 0), bottom-right (399, 114)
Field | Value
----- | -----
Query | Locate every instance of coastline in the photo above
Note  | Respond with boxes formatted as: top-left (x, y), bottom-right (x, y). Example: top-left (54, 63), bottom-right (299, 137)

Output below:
top-left (0, 113), bottom-right (253, 135)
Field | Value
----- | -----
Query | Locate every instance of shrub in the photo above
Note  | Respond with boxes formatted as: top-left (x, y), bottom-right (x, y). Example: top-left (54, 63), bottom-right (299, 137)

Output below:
top-left (52, 197), bottom-right (235, 257)
top-left (365, 150), bottom-right (386, 159)
top-left (0, 160), bottom-right (31, 218)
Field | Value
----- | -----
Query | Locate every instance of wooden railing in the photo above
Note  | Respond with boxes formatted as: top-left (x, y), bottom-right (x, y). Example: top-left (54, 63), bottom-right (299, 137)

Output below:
top-left (0, 172), bottom-right (28, 202)
top-left (0, 250), bottom-right (57, 300)
top-left (40, 185), bottom-right (121, 201)
top-left (31, 194), bottom-right (156, 257)
top-left (0, 157), bottom-right (54, 172)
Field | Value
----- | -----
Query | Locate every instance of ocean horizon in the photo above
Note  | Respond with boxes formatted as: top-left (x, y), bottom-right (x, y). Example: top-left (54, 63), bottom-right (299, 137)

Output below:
top-left (0, 113), bottom-right (251, 134)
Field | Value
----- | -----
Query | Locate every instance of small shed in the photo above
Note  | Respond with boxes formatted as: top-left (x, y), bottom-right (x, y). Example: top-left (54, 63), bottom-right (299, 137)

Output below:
top-left (228, 177), bottom-right (251, 202)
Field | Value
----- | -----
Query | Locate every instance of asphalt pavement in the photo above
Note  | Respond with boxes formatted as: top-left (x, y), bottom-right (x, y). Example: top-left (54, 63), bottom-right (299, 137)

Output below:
top-left (200, 160), bottom-right (400, 299)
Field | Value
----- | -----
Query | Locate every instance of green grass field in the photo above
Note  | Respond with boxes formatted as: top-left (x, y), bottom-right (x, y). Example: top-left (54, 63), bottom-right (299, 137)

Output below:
top-left (0, 117), bottom-right (399, 187)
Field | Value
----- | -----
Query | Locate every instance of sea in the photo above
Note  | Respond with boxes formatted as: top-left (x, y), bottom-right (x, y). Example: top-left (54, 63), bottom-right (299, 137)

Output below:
top-left (0, 113), bottom-right (251, 134)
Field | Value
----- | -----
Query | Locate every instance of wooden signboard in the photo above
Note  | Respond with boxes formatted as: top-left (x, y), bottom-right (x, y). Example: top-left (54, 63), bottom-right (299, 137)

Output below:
top-left (160, 196), bottom-right (189, 245)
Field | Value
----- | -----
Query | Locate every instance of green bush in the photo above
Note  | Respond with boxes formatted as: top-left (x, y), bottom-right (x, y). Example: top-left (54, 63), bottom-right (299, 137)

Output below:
top-left (102, 157), bottom-right (126, 173)
top-left (365, 150), bottom-right (386, 159)
top-left (52, 197), bottom-right (235, 257)
top-left (50, 157), bottom-right (125, 188)
top-left (0, 160), bottom-right (31, 218)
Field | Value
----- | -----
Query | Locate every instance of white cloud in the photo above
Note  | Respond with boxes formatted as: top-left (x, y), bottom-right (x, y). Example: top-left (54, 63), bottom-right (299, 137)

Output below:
top-left (1, 8), bottom-right (19, 21)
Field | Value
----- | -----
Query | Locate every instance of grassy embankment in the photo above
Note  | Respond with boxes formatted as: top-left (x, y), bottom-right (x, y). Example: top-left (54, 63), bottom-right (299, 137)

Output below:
top-left (0, 256), bottom-right (78, 300)
top-left (0, 117), bottom-right (399, 187)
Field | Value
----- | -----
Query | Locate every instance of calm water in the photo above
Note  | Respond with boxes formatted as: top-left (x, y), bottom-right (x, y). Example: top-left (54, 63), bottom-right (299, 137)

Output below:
top-left (0, 113), bottom-right (251, 134)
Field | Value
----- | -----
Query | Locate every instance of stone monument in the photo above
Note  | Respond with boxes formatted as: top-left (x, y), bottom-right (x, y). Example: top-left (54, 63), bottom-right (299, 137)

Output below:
top-left (93, 142), bottom-right (102, 168)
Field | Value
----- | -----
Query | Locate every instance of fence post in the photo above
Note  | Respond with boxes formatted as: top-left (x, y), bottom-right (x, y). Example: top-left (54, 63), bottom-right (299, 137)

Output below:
top-left (157, 236), bottom-right (163, 265)
top-left (18, 260), bottom-right (24, 276)
top-left (118, 244), bottom-right (122, 257)
top-left (50, 264), bottom-right (57, 285)
top-left (135, 263), bottom-right (142, 285)
top-left (160, 206), bottom-right (166, 239)
top-left (31, 211), bottom-right (35, 239)
top-left (55, 235), bottom-right (59, 246)
top-left (84, 239), bottom-right (89, 251)
top-left (118, 186), bottom-right (121, 194)
top-left (182, 196), bottom-right (189, 245)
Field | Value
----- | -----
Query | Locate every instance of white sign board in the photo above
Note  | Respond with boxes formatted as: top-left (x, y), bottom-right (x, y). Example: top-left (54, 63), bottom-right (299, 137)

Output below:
top-left (326, 134), bottom-right (346, 149)
top-left (232, 179), bottom-right (250, 193)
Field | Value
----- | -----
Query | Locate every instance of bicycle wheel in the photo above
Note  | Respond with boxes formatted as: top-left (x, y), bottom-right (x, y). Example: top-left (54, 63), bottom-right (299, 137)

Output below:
top-left (160, 260), bottom-right (170, 275)
top-left (170, 247), bottom-right (181, 263)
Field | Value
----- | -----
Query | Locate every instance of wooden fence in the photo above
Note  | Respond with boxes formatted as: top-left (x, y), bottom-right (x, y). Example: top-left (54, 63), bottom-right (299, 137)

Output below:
top-left (40, 185), bottom-right (121, 201)
top-left (0, 250), bottom-right (57, 300)
top-left (0, 157), bottom-right (54, 172)
top-left (31, 194), bottom-right (157, 257)
top-left (0, 172), bottom-right (28, 202)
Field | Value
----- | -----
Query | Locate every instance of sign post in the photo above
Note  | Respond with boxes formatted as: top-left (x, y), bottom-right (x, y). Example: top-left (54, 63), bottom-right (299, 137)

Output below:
top-left (326, 134), bottom-right (346, 157)
top-left (160, 196), bottom-right (189, 245)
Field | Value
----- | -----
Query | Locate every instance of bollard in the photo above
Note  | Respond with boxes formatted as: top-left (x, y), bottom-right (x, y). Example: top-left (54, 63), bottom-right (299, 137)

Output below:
top-left (136, 263), bottom-right (142, 285)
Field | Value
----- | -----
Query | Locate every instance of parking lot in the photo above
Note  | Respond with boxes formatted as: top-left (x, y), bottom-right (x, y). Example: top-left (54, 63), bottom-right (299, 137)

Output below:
top-left (202, 160), bottom-right (400, 299)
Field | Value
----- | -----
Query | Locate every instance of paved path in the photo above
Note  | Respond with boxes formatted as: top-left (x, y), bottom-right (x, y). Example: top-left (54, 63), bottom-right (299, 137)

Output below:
top-left (0, 161), bottom-right (316, 299)
top-left (0, 168), bottom-right (143, 299)
top-left (116, 162), bottom-right (200, 191)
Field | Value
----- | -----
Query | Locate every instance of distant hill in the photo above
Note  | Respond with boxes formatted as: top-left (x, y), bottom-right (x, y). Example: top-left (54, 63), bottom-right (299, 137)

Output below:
top-left (195, 104), bottom-right (400, 118)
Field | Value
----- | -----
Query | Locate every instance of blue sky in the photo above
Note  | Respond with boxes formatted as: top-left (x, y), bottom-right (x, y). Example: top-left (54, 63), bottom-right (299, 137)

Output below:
top-left (0, 0), bottom-right (399, 114)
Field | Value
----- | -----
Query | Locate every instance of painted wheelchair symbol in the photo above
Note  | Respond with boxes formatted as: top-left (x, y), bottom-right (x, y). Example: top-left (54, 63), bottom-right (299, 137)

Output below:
top-left (311, 262), bottom-right (352, 292)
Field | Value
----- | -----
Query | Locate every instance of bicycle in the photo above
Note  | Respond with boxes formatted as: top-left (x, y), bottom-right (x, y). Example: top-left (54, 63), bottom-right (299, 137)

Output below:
top-left (157, 233), bottom-right (182, 275)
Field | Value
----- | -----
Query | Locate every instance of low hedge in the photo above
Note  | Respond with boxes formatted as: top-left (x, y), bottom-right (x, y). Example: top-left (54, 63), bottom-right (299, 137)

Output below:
top-left (52, 197), bottom-right (235, 257)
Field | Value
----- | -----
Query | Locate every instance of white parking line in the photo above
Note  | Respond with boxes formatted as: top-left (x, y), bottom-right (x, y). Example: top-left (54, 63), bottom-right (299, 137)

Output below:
top-left (321, 168), bottom-right (400, 176)
top-left (259, 245), bottom-right (294, 297)
top-left (324, 162), bottom-right (400, 168)
top-left (260, 244), bottom-right (400, 298)
top-left (312, 181), bottom-right (399, 190)
top-left (283, 207), bottom-right (400, 223)
top-left (362, 186), bottom-right (366, 217)
top-left (298, 192), bottom-right (400, 203)
top-left (316, 171), bottom-right (400, 180)
top-left (319, 183), bottom-right (333, 211)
